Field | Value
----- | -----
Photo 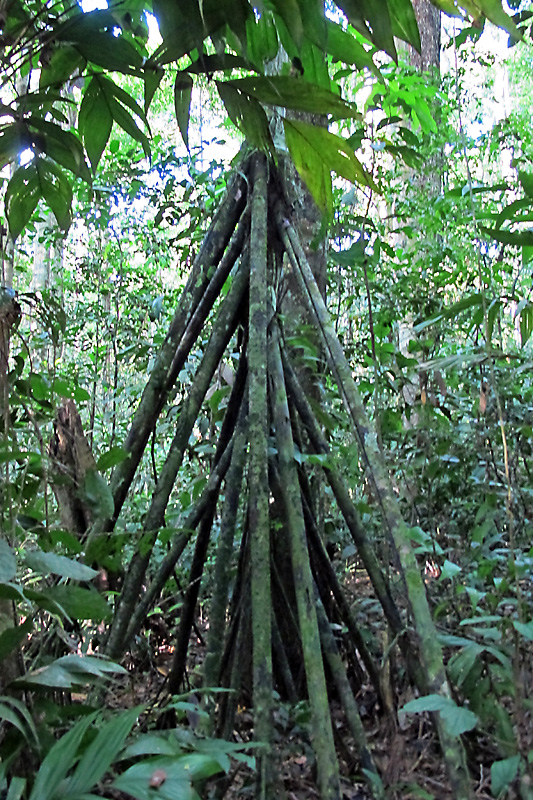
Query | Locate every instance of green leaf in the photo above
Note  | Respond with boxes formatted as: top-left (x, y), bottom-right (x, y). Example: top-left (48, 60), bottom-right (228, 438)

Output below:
top-left (401, 695), bottom-right (478, 735)
top-left (31, 585), bottom-right (112, 622)
top-left (105, 95), bottom-right (150, 158)
top-left (401, 694), bottom-right (449, 713)
top-left (439, 559), bottom-right (462, 581)
top-left (284, 118), bottom-right (332, 217)
top-left (0, 618), bottom-right (32, 662)
top-left (24, 549), bottom-right (98, 581)
top-left (187, 53), bottom-right (252, 75)
top-left (0, 583), bottom-right (27, 603)
top-left (519, 303), bottom-right (533, 348)
top-left (246, 13), bottom-right (278, 67)
top-left (20, 655), bottom-right (125, 690)
top-left (480, 226), bottom-right (533, 247)
top-left (519, 170), bottom-right (533, 198)
top-left (28, 713), bottom-right (97, 800)
top-left (54, 8), bottom-right (144, 74)
top-left (66, 707), bottom-right (142, 795)
top-left (121, 733), bottom-right (182, 759)
top-left (5, 162), bottom-right (41, 240)
top-left (6, 777), bottom-right (26, 800)
top-left (270, 0), bottom-right (304, 50)
top-left (439, 704), bottom-right (478, 736)
top-left (79, 78), bottom-right (113, 172)
top-left (216, 81), bottom-right (274, 155)
top-left (35, 158), bottom-right (73, 231)
top-left (113, 754), bottom-right (223, 800)
top-left (81, 470), bottom-right (114, 519)
top-left (0, 538), bottom-right (16, 581)
top-left (96, 446), bottom-right (129, 471)
top-left (336, 0), bottom-right (397, 59)
top-left (513, 620), bottom-right (533, 641)
top-left (0, 123), bottom-right (27, 170)
top-left (491, 755), bottom-right (521, 798)
top-left (495, 198), bottom-right (531, 229)
top-left (323, 21), bottom-right (376, 71)
top-left (477, 0), bottom-right (522, 41)
top-left (0, 696), bottom-right (39, 751)
top-left (174, 72), bottom-right (193, 150)
top-left (227, 75), bottom-right (361, 119)
top-left (284, 119), bottom-right (378, 191)
top-left (79, 32), bottom-right (144, 73)
top-left (144, 65), bottom-right (165, 115)
top-left (386, 0), bottom-right (421, 50)
top-left (39, 45), bottom-right (85, 90)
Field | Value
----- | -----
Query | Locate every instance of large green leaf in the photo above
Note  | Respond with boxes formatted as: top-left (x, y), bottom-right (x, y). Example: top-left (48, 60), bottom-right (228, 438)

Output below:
top-left (39, 45), bottom-right (86, 90)
top-left (28, 713), bottom-right (97, 800)
top-left (113, 754), bottom-right (223, 800)
top-left (0, 123), bottom-right (27, 170)
top-left (284, 119), bottom-right (332, 217)
top-left (27, 585), bottom-right (112, 622)
top-left (19, 655), bottom-right (125, 690)
top-left (336, 0), bottom-right (397, 59)
top-left (323, 21), bottom-right (377, 71)
top-left (270, 0), bottom-right (304, 50)
top-left (477, 0), bottom-right (522, 40)
top-left (28, 117), bottom-right (91, 182)
top-left (245, 12), bottom-right (278, 68)
top-left (174, 72), bottom-right (193, 150)
top-left (0, 696), bottom-right (40, 751)
top-left (491, 755), bottom-right (521, 799)
top-left (5, 157), bottom-right (72, 239)
top-left (24, 549), bottom-right (98, 581)
top-left (152, 0), bottom-right (249, 64)
top-left (65, 707), bottom-right (142, 796)
top-left (480, 226), bottom-right (533, 247)
top-left (285, 119), bottom-right (378, 190)
top-left (35, 158), bottom-right (73, 231)
top-left (226, 75), bottom-right (361, 118)
top-left (81, 469), bottom-right (115, 519)
top-left (283, 118), bottom-right (378, 216)
top-left (386, 0), bottom-right (421, 51)
top-left (5, 162), bottom-right (41, 240)
top-left (79, 78), bottom-right (113, 172)
top-left (79, 75), bottom-right (150, 171)
top-left (144, 64), bottom-right (165, 115)
top-left (216, 81), bottom-right (274, 155)
top-left (297, 0), bottom-right (327, 52)
top-left (55, 9), bottom-right (144, 73)
top-left (400, 694), bottom-right (478, 735)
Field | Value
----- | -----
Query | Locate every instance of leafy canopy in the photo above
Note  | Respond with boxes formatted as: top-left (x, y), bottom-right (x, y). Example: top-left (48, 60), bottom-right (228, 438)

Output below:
top-left (0, 0), bottom-right (524, 234)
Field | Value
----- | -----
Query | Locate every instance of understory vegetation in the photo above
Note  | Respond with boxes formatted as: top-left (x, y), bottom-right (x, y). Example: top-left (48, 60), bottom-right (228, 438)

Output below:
top-left (1, 1), bottom-right (533, 799)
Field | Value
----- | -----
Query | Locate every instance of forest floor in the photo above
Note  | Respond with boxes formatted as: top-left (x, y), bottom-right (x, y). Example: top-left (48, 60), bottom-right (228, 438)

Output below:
top-left (103, 573), bottom-right (496, 800)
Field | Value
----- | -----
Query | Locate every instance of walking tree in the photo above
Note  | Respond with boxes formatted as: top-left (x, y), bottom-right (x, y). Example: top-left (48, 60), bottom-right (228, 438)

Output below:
top-left (1, 1), bottom-right (528, 799)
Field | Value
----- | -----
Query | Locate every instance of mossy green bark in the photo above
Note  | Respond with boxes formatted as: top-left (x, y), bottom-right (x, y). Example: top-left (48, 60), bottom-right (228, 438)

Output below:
top-left (277, 211), bottom-right (473, 800)
top-left (247, 154), bottom-right (274, 800)
top-left (203, 414), bottom-right (248, 695)
top-left (269, 330), bottom-right (341, 800)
